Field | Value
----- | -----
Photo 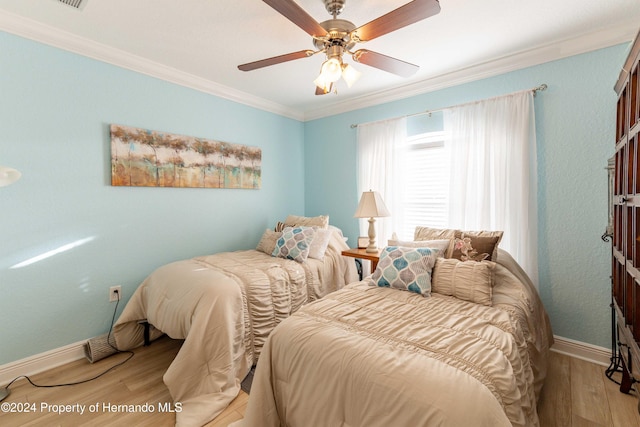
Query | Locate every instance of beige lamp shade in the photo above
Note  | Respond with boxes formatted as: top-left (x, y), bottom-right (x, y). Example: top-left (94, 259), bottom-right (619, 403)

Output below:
top-left (0, 166), bottom-right (21, 187)
top-left (354, 191), bottom-right (390, 218)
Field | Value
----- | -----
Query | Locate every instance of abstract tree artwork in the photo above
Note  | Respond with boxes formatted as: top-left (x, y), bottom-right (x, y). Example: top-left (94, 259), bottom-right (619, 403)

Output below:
top-left (110, 124), bottom-right (261, 189)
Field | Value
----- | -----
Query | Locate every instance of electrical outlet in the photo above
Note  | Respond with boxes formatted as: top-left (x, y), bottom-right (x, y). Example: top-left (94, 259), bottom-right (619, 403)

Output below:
top-left (109, 285), bottom-right (122, 302)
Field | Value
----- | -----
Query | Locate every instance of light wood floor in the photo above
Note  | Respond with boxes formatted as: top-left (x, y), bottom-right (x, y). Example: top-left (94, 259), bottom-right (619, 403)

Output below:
top-left (1, 336), bottom-right (639, 426)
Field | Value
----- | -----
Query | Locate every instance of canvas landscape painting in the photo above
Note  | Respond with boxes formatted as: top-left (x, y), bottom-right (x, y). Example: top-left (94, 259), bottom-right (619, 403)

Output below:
top-left (110, 124), bottom-right (262, 189)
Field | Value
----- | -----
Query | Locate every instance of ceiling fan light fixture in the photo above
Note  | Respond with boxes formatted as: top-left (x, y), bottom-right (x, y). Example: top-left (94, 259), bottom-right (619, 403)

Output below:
top-left (314, 61), bottom-right (334, 93)
top-left (320, 57), bottom-right (343, 83)
top-left (246, 0), bottom-right (441, 97)
top-left (341, 63), bottom-right (361, 87)
top-left (313, 72), bottom-right (332, 92)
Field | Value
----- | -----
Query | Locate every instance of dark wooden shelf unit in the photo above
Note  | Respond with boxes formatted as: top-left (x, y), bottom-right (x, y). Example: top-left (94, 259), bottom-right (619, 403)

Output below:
top-left (612, 27), bottom-right (640, 409)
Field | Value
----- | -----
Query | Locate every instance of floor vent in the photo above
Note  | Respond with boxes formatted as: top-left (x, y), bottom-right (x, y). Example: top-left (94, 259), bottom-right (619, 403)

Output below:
top-left (57, 0), bottom-right (86, 10)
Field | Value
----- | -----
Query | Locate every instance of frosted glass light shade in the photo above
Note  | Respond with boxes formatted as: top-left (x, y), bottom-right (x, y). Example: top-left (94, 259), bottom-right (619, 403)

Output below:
top-left (321, 58), bottom-right (342, 83)
top-left (313, 72), bottom-right (332, 92)
top-left (341, 63), bottom-right (361, 88)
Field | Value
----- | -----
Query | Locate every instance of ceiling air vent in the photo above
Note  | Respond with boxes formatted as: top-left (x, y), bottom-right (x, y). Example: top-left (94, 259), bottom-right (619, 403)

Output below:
top-left (56, 0), bottom-right (87, 10)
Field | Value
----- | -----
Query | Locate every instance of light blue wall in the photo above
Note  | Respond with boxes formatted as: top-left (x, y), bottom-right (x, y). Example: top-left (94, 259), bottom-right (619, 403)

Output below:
top-left (0, 32), bottom-right (305, 364)
top-left (304, 45), bottom-right (628, 349)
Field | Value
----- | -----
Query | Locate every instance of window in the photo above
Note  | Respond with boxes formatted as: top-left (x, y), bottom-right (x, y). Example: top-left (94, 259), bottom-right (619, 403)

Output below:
top-left (398, 131), bottom-right (449, 240)
top-left (357, 91), bottom-right (537, 284)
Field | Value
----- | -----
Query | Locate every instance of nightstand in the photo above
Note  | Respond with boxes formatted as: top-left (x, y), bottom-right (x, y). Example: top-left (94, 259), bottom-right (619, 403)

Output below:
top-left (341, 248), bottom-right (382, 272)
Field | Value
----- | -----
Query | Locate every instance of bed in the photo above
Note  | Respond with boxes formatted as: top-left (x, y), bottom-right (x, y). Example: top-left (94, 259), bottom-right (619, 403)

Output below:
top-left (235, 228), bottom-right (554, 427)
top-left (112, 215), bottom-right (358, 427)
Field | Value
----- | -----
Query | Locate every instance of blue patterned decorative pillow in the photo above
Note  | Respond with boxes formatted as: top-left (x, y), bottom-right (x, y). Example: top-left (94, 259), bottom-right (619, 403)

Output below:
top-left (370, 246), bottom-right (439, 296)
top-left (272, 226), bottom-right (316, 262)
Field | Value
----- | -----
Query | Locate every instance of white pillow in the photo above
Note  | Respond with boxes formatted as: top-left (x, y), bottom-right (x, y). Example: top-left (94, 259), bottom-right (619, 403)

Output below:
top-left (308, 229), bottom-right (333, 259)
top-left (387, 239), bottom-right (451, 257)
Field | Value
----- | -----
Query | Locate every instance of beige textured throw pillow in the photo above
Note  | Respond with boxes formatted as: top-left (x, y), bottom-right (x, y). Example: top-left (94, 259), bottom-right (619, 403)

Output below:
top-left (256, 229), bottom-right (282, 255)
top-left (431, 258), bottom-right (496, 306)
top-left (413, 227), bottom-right (458, 257)
top-left (284, 214), bottom-right (329, 229)
top-left (414, 226), bottom-right (457, 241)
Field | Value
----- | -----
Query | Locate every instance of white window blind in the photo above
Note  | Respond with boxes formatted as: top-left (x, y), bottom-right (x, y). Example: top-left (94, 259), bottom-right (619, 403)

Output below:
top-left (398, 131), bottom-right (448, 240)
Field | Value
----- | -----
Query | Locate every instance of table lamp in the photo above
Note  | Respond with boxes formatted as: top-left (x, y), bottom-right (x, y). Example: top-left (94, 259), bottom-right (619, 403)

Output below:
top-left (354, 190), bottom-right (390, 253)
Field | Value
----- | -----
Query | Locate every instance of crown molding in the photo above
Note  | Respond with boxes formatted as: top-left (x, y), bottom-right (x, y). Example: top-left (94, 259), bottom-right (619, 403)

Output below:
top-left (302, 23), bottom-right (639, 121)
top-left (0, 9), bottom-right (636, 123)
top-left (0, 10), bottom-right (305, 121)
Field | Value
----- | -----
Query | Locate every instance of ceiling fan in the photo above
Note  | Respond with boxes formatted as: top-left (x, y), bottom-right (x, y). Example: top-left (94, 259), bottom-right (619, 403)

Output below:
top-left (238, 0), bottom-right (441, 95)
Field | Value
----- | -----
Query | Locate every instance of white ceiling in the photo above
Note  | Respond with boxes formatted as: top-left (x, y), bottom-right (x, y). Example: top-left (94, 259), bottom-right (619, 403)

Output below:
top-left (1, 0), bottom-right (639, 120)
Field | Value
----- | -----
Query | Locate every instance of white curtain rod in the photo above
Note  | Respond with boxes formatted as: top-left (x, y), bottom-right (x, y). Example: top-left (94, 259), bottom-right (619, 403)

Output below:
top-left (350, 84), bottom-right (547, 129)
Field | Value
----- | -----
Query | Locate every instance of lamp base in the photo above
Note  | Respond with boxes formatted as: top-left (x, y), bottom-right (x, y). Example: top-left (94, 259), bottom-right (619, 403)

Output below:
top-left (366, 217), bottom-right (378, 253)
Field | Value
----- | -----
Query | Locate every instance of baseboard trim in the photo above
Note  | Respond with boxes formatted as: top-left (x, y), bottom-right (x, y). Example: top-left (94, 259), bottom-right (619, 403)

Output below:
top-left (0, 340), bottom-right (87, 385)
top-left (551, 335), bottom-right (611, 367)
top-left (1, 334), bottom-right (613, 386)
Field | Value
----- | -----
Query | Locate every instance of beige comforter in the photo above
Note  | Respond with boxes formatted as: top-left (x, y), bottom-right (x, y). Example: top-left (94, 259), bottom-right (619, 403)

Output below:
top-left (113, 231), bottom-right (357, 427)
top-left (237, 249), bottom-right (553, 427)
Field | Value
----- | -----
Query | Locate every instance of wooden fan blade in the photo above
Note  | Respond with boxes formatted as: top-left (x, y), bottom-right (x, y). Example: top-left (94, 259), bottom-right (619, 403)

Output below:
top-left (238, 50), bottom-right (314, 71)
top-left (352, 50), bottom-right (419, 77)
top-left (263, 0), bottom-right (328, 37)
top-left (351, 0), bottom-right (441, 42)
top-left (315, 83), bottom-right (333, 95)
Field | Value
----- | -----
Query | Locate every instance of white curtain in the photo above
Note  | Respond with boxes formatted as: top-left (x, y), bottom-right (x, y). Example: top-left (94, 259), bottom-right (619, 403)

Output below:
top-left (444, 90), bottom-right (538, 286)
top-left (356, 117), bottom-right (408, 247)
